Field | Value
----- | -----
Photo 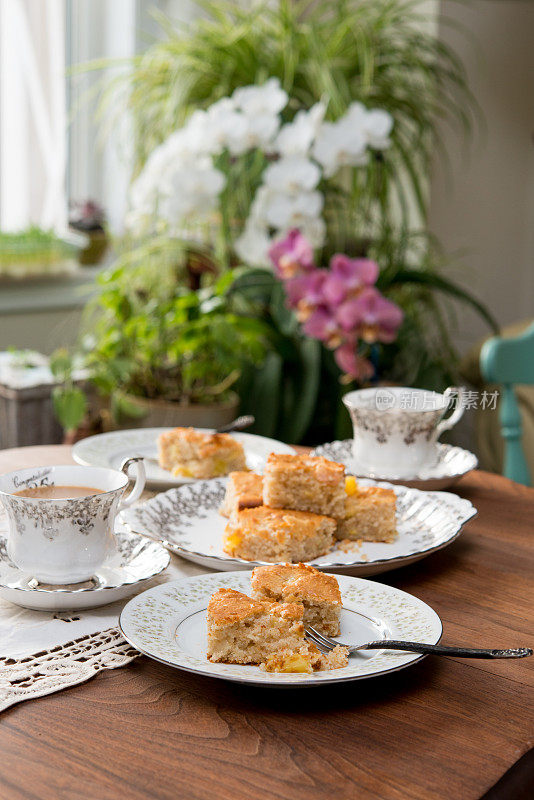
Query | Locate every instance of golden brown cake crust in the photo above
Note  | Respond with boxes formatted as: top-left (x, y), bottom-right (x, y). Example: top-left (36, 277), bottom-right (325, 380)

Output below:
top-left (251, 563), bottom-right (341, 604)
top-left (158, 428), bottom-right (242, 458)
top-left (265, 453), bottom-right (344, 485)
top-left (226, 506), bottom-right (335, 542)
top-left (207, 588), bottom-right (303, 625)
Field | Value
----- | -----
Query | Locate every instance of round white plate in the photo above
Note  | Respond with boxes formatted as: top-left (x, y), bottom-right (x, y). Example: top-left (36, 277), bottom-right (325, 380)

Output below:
top-left (313, 440), bottom-right (478, 491)
top-left (120, 478), bottom-right (476, 576)
top-left (72, 428), bottom-right (296, 488)
top-left (0, 530), bottom-right (170, 611)
top-left (119, 571), bottom-right (443, 686)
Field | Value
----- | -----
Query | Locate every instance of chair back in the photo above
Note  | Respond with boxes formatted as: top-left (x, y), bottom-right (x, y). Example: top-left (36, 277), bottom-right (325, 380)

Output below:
top-left (480, 322), bottom-right (534, 486)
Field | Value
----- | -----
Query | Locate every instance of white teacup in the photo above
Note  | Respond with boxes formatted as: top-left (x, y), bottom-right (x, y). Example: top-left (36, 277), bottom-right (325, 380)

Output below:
top-left (0, 458), bottom-right (146, 584)
top-left (343, 386), bottom-right (465, 479)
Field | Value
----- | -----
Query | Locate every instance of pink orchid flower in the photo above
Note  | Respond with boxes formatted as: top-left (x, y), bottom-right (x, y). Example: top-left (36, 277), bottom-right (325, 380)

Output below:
top-left (285, 270), bottom-right (328, 320)
top-left (329, 254), bottom-right (379, 290)
top-left (303, 307), bottom-right (343, 349)
top-left (334, 342), bottom-right (375, 381)
top-left (321, 255), bottom-right (379, 306)
top-left (336, 286), bottom-right (403, 343)
top-left (269, 229), bottom-right (315, 279)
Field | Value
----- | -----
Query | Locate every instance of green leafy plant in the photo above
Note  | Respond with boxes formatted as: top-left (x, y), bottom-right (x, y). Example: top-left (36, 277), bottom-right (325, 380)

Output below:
top-left (49, 350), bottom-right (88, 435)
top-left (51, 240), bottom-right (270, 431)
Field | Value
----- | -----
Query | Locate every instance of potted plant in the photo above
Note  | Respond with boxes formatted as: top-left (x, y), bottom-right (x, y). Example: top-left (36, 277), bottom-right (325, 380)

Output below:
top-left (51, 238), bottom-right (270, 435)
top-left (69, 200), bottom-right (108, 266)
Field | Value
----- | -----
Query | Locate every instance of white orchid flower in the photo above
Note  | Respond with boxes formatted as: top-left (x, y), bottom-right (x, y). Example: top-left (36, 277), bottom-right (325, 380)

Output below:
top-left (235, 222), bottom-right (272, 267)
top-left (263, 156), bottom-right (321, 195)
top-left (312, 119), bottom-right (368, 177)
top-left (273, 102), bottom-right (326, 156)
top-left (159, 159), bottom-right (226, 221)
top-left (233, 77), bottom-right (288, 117)
top-left (228, 114), bottom-right (281, 155)
top-left (362, 108), bottom-right (394, 149)
top-left (345, 101), bottom-right (368, 128)
top-left (205, 103), bottom-right (249, 155)
top-left (264, 189), bottom-right (323, 229)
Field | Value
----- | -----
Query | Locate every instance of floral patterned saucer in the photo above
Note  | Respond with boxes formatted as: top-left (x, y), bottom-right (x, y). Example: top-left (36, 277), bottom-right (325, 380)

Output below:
top-left (312, 440), bottom-right (478, 491)
top-left (120, 477), bottom-right (476, 576)
top-left (0, 530), bottom-right (170, 611)
top-left (119, 571), bottom-right (443, 687)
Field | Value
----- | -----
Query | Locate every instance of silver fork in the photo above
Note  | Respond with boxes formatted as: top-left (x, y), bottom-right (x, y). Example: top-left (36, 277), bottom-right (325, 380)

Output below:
top-left (305, 626), bottom-right (533, 660)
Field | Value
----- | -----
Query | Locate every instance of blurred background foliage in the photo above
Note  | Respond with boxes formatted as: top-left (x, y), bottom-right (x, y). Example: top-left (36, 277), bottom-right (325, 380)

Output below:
top-left (83, 0), bottom-right (497, 443)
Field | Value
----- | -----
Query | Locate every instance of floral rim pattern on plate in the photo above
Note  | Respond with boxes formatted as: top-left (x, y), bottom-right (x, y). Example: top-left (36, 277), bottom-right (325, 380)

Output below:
top-left (119, 572), bottom-right (443, 686)
top-left (120, 477), bottom-right (476, 572)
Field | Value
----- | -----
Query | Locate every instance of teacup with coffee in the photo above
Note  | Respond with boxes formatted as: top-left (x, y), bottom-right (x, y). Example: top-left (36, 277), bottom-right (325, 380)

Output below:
top-left (0, 459), bottom-right (146, 584)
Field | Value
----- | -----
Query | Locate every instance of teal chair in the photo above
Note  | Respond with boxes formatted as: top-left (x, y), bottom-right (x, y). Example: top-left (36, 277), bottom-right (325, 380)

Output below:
top-left (480, 322), bottom-right (534, 486)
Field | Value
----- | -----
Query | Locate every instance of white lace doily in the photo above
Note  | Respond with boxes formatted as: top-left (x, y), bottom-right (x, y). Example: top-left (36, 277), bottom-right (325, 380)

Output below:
top-left (0, 511), bottom-right (205, 712)
top-left (0, 628), bottom-right (138, 712)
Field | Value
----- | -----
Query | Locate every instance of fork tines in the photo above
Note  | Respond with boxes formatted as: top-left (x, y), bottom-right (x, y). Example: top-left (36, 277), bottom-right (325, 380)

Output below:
top-left (305, 625), bottom-right (345, 652)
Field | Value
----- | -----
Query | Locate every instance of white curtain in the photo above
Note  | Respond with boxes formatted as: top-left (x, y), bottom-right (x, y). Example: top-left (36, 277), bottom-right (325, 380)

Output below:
top-left (0, 0), bottom-right (198, 236)
top-left (0, 0), bottom-right (67, 232)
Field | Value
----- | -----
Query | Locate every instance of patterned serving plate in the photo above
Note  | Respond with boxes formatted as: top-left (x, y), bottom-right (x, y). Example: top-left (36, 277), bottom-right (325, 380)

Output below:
top-left (0, 530), bottom-right (170, 611)
top-left (72, 428), bottom-right (296, 489)
top-left (313, 440), bottom-right (478, 491)
top-left (119, 571), bottom-right (443, 686)
top-left (120, 478), bottom-right (476, 576)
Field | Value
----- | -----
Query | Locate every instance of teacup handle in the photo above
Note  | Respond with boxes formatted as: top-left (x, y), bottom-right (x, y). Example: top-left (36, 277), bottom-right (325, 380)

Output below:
top-left (435, 386), bottom-right (465, 439)
top-left (119, 457), bottom-right (147, 508)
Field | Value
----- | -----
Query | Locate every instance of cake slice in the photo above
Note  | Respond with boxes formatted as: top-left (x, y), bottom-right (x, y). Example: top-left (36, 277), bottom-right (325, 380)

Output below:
top-left (251, 563), bottom-right (342, 636)
top-left (220, 471), bottom-right (263, 517)
top-left (336, 477), bottom-right (397, 543)
top-left (263, 453), bottom-right (346, 517)
top-left (261, 644), bottom-right (349, 673)
top-left (206, 587), bottom-right (348, 672)
top-left (158, 427), bottom-right (247, 479)
top-left (207, 588), bottom-right (305, 664)
top-left (223, 506), bottom-right (336, 563)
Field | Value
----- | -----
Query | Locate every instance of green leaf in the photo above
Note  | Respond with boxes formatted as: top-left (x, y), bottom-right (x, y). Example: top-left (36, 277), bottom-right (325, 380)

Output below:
top-left (52, 386), bottom-right (87, 433)
top-left (278, 338), bottom-right (321, 443)
top-left (387, 269), bottom-right (499, 333)
top-left (239, 352), bottom-right (282, 438)
top-left (49, 348), bottom-right (73, 381)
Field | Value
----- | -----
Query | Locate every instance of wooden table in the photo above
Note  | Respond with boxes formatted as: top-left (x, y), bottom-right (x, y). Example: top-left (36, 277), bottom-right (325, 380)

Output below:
top-left (1, 445), bottom-right (533, 800)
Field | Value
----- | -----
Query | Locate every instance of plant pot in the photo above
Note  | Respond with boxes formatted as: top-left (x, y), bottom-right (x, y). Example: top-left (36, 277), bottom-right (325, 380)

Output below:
top-left (104, 393), bottom-right (240, 431)
top-left (78, 229), bottom-right (108, 266)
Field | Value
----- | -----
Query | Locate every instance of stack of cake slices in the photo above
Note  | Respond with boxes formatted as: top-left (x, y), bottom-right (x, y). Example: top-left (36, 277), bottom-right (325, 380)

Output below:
top-left (221, 453), bottom-right (397, 563)
top-left (207, 564), bottom-right (349, 673)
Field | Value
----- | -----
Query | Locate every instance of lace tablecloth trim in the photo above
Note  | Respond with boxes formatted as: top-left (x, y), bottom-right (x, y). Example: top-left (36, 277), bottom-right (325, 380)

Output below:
top-left (0, 627), bottom-right (139, 712)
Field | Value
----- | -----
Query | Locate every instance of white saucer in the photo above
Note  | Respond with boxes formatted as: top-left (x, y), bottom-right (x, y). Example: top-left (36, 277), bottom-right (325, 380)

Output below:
top-left (72, 428), bottom-right (296, 489)
top-left (0, 530), bottom-right (170, 611)
top-left (312, 440), bottom-right (478, 490)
